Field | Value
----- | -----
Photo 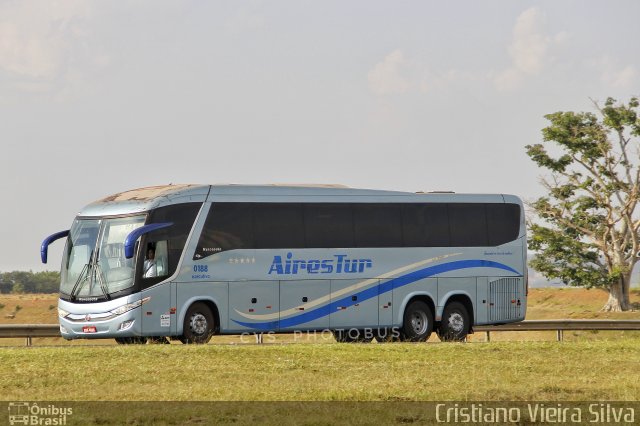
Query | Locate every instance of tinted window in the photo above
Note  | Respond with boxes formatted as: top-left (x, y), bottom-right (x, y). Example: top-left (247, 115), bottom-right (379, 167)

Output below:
top-left (487, 203), bottom-right (521, 245)
top-left (194, 203), bottom-right (253, 259)
top-left (403, 204), bottom-right (450, 247)
top-left (448, 203), bottom-right (488, 246)
top-left (353, 204), bottom-right (402, 247)
top-left (304, 203), bottom-right (354, 248)
top-left (142, 202), bottom-right (201, 283)
top-left (253, 203), bottom-right (305, 249)
top-left (193, 201), bottom-right (520, 253)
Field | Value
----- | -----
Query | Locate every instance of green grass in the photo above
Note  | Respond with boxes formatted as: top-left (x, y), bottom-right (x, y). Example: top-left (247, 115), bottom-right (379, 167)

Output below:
top-left (2, 340), bottom-right (639, 401)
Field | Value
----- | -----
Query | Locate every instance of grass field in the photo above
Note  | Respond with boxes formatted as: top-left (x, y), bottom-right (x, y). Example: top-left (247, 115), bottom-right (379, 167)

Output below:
top-left (0, 288), bottom-right (640, 405)
top-left (1, 339), bottom-right (639, 401)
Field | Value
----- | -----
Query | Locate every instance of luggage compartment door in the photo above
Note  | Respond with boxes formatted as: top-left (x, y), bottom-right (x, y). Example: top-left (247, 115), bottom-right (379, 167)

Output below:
top-left (228, 281), bottom-right (280, 332)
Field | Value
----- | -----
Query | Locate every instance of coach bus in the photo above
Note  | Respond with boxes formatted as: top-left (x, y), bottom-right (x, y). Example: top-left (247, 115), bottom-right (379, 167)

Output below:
top-left (41, 184), bottom-right (527, 344)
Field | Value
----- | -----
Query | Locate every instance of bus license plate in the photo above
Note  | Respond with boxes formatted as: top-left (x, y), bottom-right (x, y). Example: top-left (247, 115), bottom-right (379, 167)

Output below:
top-left (83, 326), bottom-right (97, 333)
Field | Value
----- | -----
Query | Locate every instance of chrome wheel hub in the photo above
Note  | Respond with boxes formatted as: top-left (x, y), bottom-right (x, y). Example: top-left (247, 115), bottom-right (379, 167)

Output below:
top-left (410, 311), bottom-right (428, 335)
top-left (190, 313), bottom-right (208, 335)
top-left (448, 313), bottom-right (464, 332)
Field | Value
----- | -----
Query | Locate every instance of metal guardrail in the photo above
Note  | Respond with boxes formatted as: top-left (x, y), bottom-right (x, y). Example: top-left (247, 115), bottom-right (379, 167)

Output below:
top-left (474, 320), bottom-right (640, 342)
top-left (0, 324), bottom-right (60, 346)
top-left (1, 320), bottom-right (640, 346)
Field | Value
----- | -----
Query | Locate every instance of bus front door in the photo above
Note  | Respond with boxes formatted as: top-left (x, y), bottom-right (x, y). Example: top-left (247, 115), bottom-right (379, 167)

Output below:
top-left (140, 284), bottom-right (173, 337)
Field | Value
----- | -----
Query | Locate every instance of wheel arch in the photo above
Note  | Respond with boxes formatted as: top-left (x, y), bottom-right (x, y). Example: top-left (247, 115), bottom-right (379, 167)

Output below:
top-left (439, 293), bottom-right (475, 327)
top-left (177, 297), bottom-right (221, 335)
top-left (397, 292), bottom-right (436, 326)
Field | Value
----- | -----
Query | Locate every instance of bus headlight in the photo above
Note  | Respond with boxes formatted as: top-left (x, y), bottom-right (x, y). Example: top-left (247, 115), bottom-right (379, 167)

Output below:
top-left (110, 297), bottom-right (150, 316)
top-left (58, 308), bottom-right (69, 318)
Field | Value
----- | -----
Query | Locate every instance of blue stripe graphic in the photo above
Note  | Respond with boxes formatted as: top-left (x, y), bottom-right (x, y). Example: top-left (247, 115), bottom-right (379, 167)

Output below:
top-left (232, 259), bottom-right (519, 330)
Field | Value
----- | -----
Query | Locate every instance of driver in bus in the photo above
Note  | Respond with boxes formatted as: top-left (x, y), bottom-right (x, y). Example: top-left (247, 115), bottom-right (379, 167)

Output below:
top-left (143, 247), bottom-right (157, 278)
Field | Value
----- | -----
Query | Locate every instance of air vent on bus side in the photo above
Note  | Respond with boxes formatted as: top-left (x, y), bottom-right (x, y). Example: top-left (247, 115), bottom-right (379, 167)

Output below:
top-left (488, 277), bottom-right (522, 322)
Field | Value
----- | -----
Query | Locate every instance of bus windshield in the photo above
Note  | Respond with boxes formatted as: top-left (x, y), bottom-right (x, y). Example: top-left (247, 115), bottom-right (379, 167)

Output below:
top-left (60, 215), bottom-right (146, 299)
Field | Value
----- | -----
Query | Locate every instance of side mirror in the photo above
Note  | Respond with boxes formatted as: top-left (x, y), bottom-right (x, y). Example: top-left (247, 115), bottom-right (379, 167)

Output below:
top-left (41, 230), bottom-right (70, 264)
top-left (124, 223), bottom-right (173, 259)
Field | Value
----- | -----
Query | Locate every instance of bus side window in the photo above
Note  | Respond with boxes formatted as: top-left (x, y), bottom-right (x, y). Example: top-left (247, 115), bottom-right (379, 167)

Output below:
top-left (194, 203), bottom-right (253, 259)
top-left (353, 204), bottom-right (402, 248)
top-left (486, 204), bottom-right (521, 245)
top-left (402, 204), bottom-right (450, 247)
top-left (448, 203), bottom-right (488, 246)
top-left (141, 202), bottom-right (201, 282)
top-left (143, 241), bottom-right (169, 279)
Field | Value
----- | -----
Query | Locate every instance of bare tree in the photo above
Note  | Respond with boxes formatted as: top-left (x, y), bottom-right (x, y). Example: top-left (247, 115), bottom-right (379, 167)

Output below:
top-left (526, 97), bottom-right (639, 311)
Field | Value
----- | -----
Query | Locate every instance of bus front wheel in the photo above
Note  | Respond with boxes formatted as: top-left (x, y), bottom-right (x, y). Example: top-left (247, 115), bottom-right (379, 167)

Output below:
top-left (400, 301), bottom-right (433, 342)
top-left (437, 301), bottom-right (470, 342)
top-left (180, 302), bottom-right (214, 344)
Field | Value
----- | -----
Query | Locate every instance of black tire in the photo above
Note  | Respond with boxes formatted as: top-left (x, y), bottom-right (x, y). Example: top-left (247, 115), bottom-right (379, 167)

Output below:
top-left (401, 301), bottom-right (434, 342)
top-left (180, 302), bottom-right (214, 344)
top-left (437, 301), bottom-right (470, 342)
top-left (115, 337), bottom-right (147, 344)
top-left (332, 329), bottom-right (373, 343)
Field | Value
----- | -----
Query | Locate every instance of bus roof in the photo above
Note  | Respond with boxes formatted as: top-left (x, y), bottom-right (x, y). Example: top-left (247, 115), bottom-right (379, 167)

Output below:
top-left (78, 184), bottom-right (521, 217)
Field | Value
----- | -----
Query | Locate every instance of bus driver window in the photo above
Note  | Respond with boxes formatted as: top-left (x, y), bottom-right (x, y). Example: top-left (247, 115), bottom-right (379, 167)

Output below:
top-left (143, 241), bottom-right (168, 278)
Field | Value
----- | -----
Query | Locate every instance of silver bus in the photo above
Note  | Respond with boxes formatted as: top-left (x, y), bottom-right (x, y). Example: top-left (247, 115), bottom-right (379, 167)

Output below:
top-left (42, 184), bottom-right (527, 344)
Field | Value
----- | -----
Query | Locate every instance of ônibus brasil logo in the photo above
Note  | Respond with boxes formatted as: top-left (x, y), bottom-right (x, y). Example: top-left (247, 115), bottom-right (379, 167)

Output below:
top-left (268, 252), bottom-right (373, 275)
top-left (8, 402), bottom-right (73, 425)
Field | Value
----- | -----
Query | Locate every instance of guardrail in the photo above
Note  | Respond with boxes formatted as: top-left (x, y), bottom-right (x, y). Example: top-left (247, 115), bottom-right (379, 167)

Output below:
top-left (474, 320), bottom-right (640, 342)
top-left (1, 320), bottom-right (640, 346)
top-left (0, 324), bottom-right (60, 346)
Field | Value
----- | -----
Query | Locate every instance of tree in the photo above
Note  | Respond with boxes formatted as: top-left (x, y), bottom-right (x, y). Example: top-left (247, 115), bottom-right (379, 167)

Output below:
top-left (526, 97), bottom-right (640, 312)
top-left (0, 271), bottom-right (60, 294)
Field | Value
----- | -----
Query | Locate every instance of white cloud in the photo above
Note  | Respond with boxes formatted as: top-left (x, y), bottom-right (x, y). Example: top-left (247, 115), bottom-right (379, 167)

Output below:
top-left (0, 0), bottom-right (95, 84)
top-left (368, 50), bottom-right (474, 96)
top-left (509, 8), bottom-right (548, 74)
top-left (601, 61), bottom-right (638, 89)
top-left (494, 7), bottom-right (564, 91)
top-left (367, 50), bottom-right (410, 95)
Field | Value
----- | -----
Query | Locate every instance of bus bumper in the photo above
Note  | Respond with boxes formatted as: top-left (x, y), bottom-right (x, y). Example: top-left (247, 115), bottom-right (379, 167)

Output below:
top-left (58, 297), bottom-right (145, 340)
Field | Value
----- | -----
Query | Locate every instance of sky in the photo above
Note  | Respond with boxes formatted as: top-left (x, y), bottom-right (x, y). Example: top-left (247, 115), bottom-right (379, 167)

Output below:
top-left (1, 0), bottom-right (639, 272)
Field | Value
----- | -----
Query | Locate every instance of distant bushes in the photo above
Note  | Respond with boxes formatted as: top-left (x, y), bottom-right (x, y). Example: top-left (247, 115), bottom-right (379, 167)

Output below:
top-left (0, 271), bottom-right (60, 294)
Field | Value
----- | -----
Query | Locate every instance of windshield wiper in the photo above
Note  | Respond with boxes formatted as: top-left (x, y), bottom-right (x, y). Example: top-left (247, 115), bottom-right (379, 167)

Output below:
top-left (69, 263), bottom-right (90, 301)
top-left (94, 262), bottom-right (111, 301)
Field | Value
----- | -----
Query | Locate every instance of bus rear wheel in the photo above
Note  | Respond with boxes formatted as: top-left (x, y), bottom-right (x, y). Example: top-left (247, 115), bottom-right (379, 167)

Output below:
top-left (437, 301), bottom-right (470, 342)
top-left (180, 302), bottom-right (214, 344)
top-left (400, 301), bottom-right (433, 342)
